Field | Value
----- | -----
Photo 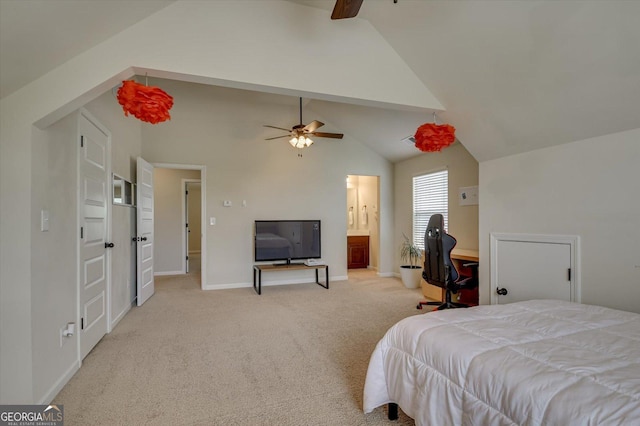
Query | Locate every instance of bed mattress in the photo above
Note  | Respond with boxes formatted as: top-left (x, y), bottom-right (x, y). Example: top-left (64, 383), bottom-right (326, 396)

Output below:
top-left (363, 299), bottom-right (640, 425)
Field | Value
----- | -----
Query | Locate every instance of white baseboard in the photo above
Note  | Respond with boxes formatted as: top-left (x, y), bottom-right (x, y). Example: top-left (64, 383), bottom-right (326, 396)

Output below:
top-left (378, 272), bottom-right (396, 278)
top-left (203, 275), bottom-right (346, 291)
top-left (38, 359), bottom-right (80, 404)
top-left (154, 270), bottom-right (184, 276)
top-left (203, 282), bottom-right (252, 290)
top-left (111, 302), bottom-right (132, 330)
top-left (203, 279), bottom-right (314, 291)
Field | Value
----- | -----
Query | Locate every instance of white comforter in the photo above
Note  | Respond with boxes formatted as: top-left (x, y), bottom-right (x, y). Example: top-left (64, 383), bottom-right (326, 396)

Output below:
top-left (363, 300), bottom-right (640, 425)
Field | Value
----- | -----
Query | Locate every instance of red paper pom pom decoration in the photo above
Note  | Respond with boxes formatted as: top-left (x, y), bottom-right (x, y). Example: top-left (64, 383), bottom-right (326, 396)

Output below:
top-left (414, 123), bottom-right (456, 152)
top-left (116, 80), bottom-right (174, 124)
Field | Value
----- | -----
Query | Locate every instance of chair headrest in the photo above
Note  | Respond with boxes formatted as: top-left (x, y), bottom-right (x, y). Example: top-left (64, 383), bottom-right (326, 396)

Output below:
top-left (427, 214), bottom-right (445, 235)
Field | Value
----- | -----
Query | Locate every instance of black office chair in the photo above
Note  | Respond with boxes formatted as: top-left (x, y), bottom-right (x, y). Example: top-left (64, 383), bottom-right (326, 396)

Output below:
top-left (416, 214), bottom-right (478, 310)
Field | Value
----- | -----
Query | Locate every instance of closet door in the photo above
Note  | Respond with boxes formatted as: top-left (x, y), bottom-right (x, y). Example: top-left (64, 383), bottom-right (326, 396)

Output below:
top-left (136, 157), bottom-right (155, 306)
top-left (78, 112), bottom-right (110, 359)
top-left (491, 235), bottom-right (577, 305)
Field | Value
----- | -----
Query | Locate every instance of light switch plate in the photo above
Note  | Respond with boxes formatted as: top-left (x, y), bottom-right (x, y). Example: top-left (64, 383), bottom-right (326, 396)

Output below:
top-left (41, 209), bottom-right (49, 232)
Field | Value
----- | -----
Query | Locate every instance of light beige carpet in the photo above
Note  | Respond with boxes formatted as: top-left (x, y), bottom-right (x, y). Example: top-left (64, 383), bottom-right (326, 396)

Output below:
top-left (54, 269), bottom-right (430, 425)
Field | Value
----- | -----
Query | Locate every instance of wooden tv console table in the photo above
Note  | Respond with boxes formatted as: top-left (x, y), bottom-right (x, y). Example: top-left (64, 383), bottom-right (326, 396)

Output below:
top-left (252, 263), bottom-right (329, 295)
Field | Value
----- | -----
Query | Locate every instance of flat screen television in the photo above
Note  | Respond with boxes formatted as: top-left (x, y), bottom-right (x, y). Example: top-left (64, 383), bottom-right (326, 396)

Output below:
top-left (254, 220), bottom-right (321, 264)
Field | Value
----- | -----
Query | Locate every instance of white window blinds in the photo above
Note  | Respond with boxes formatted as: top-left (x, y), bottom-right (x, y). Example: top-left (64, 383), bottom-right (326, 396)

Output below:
top-left (413, 170), bottom-right (448, 250)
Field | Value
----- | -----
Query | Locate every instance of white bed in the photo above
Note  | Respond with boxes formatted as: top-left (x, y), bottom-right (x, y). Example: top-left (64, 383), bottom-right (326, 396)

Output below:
top-left (363, 300), bottom-right (640, 425)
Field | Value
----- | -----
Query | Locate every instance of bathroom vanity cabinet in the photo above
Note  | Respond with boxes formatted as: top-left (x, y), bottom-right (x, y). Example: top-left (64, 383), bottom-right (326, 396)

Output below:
top-left (347, 235), bottom-right (369, 269)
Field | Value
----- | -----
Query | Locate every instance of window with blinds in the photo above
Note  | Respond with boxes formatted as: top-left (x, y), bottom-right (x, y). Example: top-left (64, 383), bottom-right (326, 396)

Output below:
top-left (413, 170), bottom-right (448, 250)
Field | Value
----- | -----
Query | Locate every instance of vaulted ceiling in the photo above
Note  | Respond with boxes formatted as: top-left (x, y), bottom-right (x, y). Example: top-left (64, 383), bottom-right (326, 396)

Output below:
top-left (1, 0), bottom-right (639, 163)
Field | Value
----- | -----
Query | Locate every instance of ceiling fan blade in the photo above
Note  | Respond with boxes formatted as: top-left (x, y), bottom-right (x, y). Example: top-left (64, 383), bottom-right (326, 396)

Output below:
top-left (331, 0), bottom-right (364, 20)
top-left (265, 135), bottom-right (290, 140)
top-left (303, 120), bottom-right (324, 133)
top-left (264, 125), bottom-right (292, 132)
top-left (310, 132), bottom-right (344, 139)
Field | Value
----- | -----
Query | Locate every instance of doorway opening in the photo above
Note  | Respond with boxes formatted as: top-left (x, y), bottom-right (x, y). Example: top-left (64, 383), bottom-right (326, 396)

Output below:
top-left (153, 163), bottom-right (206, 290)
top-left (183, 180), bottom-right (201, 277)
top-left (346, 175), bottom-right (380, 277)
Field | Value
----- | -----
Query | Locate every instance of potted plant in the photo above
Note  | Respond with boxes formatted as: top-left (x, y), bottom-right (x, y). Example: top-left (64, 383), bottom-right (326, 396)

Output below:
top-left (400, 234), bottom-right (423, 289)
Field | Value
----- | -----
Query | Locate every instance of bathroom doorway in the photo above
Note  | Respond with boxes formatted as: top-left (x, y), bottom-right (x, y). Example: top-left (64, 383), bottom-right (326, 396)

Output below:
top-left (346, 175), bottom-right (379, 275)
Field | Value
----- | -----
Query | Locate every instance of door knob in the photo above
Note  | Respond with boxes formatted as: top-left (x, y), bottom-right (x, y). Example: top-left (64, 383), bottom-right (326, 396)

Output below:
top-left (140, 237), bottom-right (147, 241)
top-left (496, 287), bottom-right (508, 296)
top-left (105, 242), bottom-right (115, 248)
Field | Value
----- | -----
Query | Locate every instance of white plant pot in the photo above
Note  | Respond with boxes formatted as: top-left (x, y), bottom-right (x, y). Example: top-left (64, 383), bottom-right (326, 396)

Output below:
top-left (400, 265), bottom-right (422, 289)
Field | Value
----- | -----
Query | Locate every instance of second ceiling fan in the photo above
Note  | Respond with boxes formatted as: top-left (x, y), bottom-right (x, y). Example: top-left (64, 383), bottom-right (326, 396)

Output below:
top-left (331, 0), bottom-right (364, 19)
top-left (264, 98), bottom-right (343, 149)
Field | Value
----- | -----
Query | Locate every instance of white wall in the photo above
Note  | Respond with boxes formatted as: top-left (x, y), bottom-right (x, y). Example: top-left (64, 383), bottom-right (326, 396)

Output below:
top-left (110, 205), bottom-right (137, 326)
top-left (394, 143), bottom-right (479, 271)
top-left (479, 128), bottom-right (640, 313)
top-left (30, 114), bottom-right (79, 402)
top-left (27, 92), bottom-right (142, 403)
top-left (0, 0), bottom-right (433, 401)
top-left (141, 79), bottom-right (394, 286)
top-left (154, 168), bottom-right (200, 274)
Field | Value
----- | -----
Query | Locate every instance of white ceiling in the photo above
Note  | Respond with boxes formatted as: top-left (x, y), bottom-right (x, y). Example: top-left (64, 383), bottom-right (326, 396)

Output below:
top-left (0, 0), bottom-right (175, 98)
top-left (1, 0), bottom-right (639, 163)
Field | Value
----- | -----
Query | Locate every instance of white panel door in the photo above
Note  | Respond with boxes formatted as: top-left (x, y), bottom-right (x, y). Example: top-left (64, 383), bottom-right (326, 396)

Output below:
top-left (185, 184), bottom-right (190, 274)
top-left (494, 240), bottom-right (572, 304)
top-left (136, 157), bottom-right (155, 306)
top-left (79, 113), bottom-right (110, 359)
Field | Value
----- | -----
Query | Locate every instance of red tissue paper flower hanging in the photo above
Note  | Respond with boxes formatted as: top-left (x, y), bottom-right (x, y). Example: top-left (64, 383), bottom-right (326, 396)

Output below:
top-left (116, 80), bottom-right (174, 124)
top-left (414, 122), bottom-right (456, 152)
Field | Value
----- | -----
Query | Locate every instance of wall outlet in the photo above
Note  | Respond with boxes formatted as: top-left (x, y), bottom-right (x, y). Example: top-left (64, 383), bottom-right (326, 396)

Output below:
top-left (60, 322), bottom-right (75, 347)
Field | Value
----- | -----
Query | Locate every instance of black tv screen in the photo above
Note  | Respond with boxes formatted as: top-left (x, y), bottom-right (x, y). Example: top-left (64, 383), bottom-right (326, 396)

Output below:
top-left (255, 220), bottom-right (321, 263)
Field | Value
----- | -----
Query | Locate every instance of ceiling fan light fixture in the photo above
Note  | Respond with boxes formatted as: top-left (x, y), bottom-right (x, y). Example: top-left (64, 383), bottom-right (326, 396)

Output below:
top-left (289, 135), bottom-right (313, 149)
top-left (289, 137), bottom-right (298, 148)
top-left (266, 97), bottom-right (341, 148)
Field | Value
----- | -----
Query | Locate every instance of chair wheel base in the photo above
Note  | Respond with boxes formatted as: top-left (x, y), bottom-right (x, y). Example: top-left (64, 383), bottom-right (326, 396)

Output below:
top-left (416, 300), bottom-right (442, 310)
